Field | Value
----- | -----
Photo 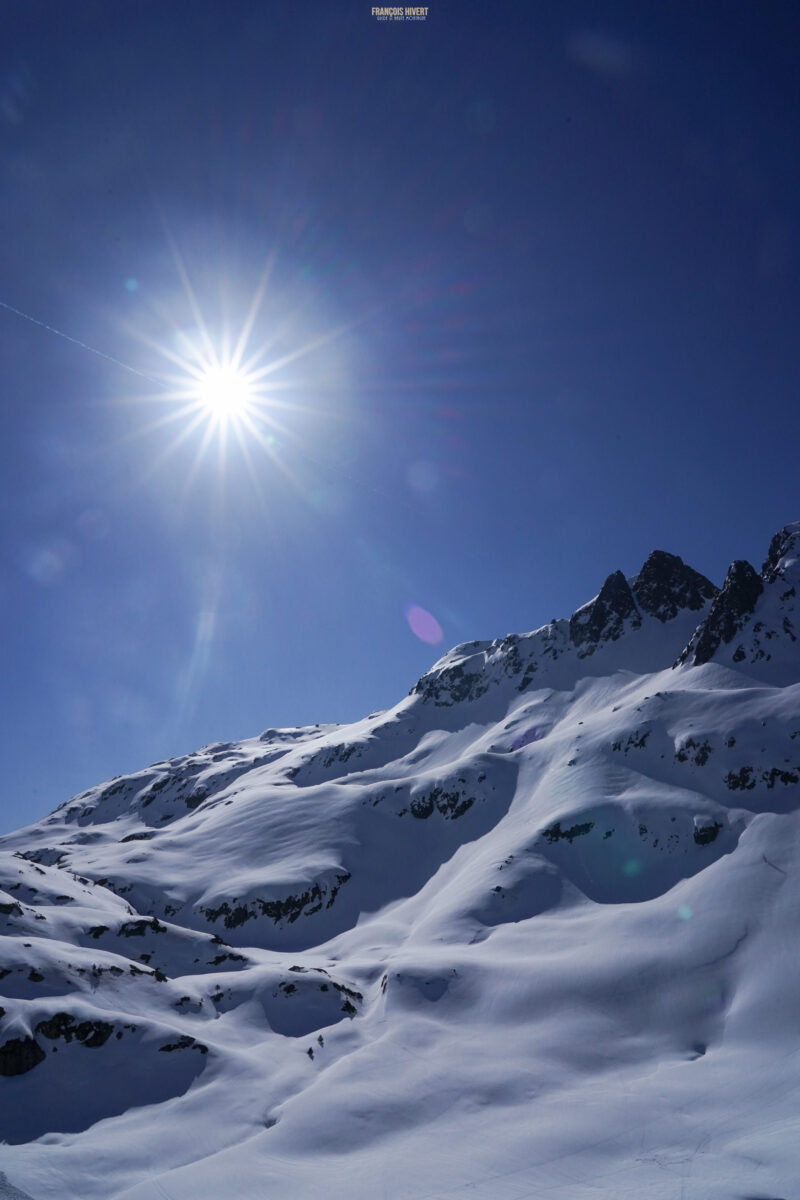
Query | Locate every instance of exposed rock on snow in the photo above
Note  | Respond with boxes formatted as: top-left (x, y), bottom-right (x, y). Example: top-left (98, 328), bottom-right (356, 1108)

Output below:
top-left (569, 569), bottom-right (642, 652)
top-left (630, 548), bottom-right (718, 622)
top-left (678, 521), bottom-right (800, 681)
top-left (678, 559), bottom-right (764, 666)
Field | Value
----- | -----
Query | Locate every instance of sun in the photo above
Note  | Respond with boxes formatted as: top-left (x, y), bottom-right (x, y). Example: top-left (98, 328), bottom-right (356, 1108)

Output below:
top-left (195, 363), bottom-right (254, 423)
top-left (121, 234), bottom-right (357, 504)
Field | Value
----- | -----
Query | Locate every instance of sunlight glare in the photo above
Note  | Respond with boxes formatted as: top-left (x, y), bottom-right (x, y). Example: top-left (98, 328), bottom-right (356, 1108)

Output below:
top-left (120, 233), bottom-right (359, 510)
top-left (196, 363), bottom-right (253, 422)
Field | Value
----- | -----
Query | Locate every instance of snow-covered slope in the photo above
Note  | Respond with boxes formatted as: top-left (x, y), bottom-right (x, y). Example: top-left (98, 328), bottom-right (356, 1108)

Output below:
top-left (1, 525), bottom-right (799, 1199)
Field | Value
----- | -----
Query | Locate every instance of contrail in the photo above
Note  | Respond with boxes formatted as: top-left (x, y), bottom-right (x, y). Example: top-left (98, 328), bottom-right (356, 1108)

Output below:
top-left (0, 296), bottom-right (162, 384)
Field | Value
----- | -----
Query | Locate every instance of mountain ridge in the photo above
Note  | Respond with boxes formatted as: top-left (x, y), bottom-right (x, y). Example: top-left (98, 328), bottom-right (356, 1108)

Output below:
top-left (1, 522), bottom-right (799, 1199)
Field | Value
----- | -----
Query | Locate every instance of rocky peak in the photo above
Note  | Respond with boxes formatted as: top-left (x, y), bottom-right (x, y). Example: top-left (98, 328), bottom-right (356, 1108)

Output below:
top-left (568, 570), bottom-right (641, 656)
top-left (676, 522), bottom-right (800, 678)
top-left (412, 547), bottom-right (721, 708)
top-left (677, 560), bottom-right (763, 667)
top-left (631, 550), bottom-right (718, 623)
top-left (761, 522), bottom-right (800, 585)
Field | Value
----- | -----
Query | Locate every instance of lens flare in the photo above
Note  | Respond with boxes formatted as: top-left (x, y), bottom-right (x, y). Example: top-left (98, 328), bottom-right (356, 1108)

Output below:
top-left (405, 603), bottom-right (444, 645)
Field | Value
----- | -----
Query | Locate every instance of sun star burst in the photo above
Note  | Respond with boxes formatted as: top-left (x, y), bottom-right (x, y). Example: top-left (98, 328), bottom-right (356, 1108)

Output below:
top-left (118, 232), bottom-right (356, 510)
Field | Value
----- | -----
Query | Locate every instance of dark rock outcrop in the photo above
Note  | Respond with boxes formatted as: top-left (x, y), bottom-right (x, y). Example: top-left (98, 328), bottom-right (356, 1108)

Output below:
top-left (35, 1012), bottom-right (114, 1048)
top-left (201, 872), bottom-right (352, 930)
top-left (631, 550), bottom-right (717, 623)
top-left (569, 571), bottom-right (641, 654)
top-left (411, 661), bottom-right (492, 707)
top-left (0, 1037), bottom-right (46, 1076)
top-left (678, 560), bottom-right (763, 667)
top-left (762, 523), bottom-right (800, 584)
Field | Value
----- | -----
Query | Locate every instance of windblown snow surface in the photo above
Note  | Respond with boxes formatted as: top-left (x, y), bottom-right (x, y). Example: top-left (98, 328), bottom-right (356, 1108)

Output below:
top-left (1, 525), bottom-right (799, 1199)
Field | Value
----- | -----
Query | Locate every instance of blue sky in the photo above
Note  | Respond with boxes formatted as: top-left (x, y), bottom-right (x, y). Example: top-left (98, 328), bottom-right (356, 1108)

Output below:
top-left (1, 0), bottom-right (798, 833)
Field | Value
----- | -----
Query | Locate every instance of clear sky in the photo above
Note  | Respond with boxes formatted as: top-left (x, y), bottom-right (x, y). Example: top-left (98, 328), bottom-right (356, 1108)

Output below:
top-left (1, 0), bottom-right (798, 834)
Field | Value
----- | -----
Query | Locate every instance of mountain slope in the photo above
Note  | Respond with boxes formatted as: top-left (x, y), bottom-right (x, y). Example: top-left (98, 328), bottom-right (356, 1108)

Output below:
top-left (1, 524), bottom-right (798, 1199)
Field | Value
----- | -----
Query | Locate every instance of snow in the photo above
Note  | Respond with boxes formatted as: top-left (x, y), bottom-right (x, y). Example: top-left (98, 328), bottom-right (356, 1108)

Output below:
top-left (0, 527), bottom-right (798, 1198)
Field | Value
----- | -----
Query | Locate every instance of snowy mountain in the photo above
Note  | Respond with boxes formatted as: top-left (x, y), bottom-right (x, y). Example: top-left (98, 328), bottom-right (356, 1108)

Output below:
top-left (1, 523), bottom-right (799, 1199)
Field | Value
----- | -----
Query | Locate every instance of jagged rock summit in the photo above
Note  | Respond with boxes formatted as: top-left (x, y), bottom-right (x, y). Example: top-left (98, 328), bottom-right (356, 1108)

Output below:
top-left (679, 520), bottom-right (799, 682)
top-left (632, 547), bottom-right (719, 621)
top-left (412, 543), bottom-right (720, 708)
top-left (1, 523), bottom-right (799, 1200)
